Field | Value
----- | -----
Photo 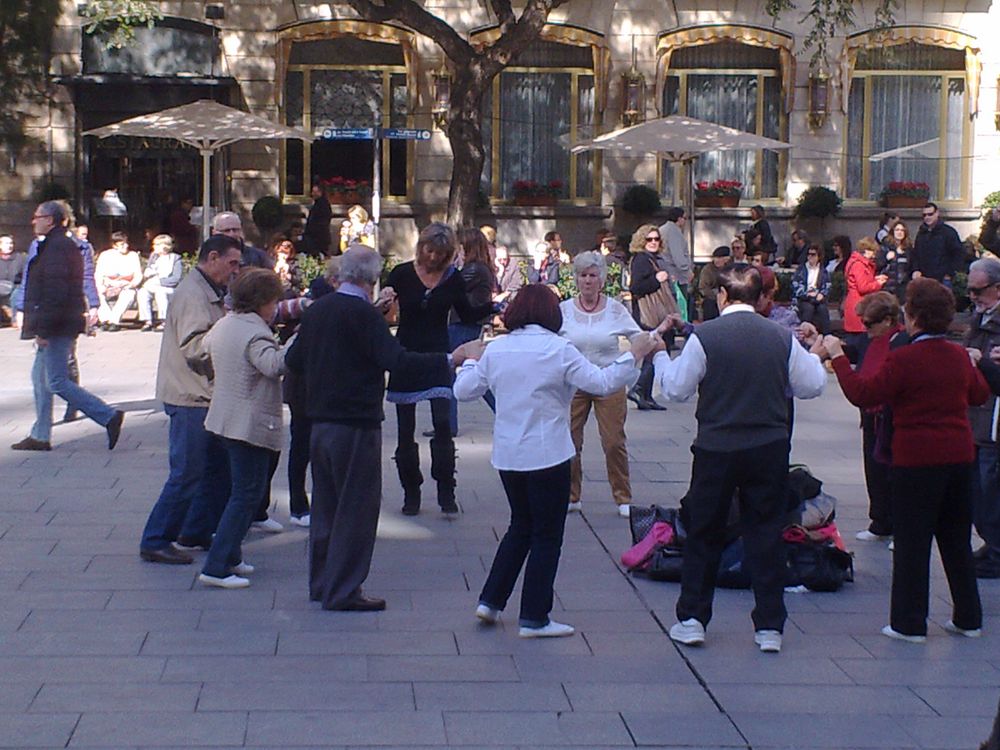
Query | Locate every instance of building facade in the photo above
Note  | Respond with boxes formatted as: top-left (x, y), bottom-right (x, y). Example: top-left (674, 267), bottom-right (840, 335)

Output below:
top-left (4, 0), bottom-right (1000, 258)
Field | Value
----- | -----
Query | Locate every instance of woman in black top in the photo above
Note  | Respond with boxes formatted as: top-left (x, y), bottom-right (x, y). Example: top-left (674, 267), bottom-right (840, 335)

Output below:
top-left (385, 223), bottom-right (476, 515)
top-left (627, 224), bottom-right (669, 411)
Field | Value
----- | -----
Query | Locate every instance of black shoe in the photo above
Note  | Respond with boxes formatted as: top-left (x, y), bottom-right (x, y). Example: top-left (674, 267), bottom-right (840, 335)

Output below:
top-left (175, 536), bottom-right (212, 551)
top-left (636, 397), bottom-right (666, 411)
top-left (140, 323), bottom-right (154, 332)
top-left (107, 324), bottom-right (120, 333)
top-left (626, 387), bottom-right (643, 407)
top-left (975, 560), bottom-right (1000, 579)
top-left (646, 399), bottom-right (667, 411)
top-left (100, 323), bottom-right (109, 332)
top-left (140, 546), bottom-right (193, 565)
top-left (11, 436), bottom-right (52, 451)
top-left (106, 410), bottom-right (124, 450)
top-left (440, 499), bottom-right (459, 515)
top-left (326, 594), bottom-right (386, 611)
top-left (401, 505), bottom-right (420, 516)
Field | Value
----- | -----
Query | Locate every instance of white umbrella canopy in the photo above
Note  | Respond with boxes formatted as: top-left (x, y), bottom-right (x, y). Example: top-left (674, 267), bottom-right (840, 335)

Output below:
top-left (568, 115), bottom-right (792, 259)
top-left (84, 100), bottom-right (314, 238)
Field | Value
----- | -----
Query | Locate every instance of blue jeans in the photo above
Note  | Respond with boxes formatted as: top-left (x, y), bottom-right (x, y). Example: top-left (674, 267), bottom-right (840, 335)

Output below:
top-left (203, 438), bottom-right (274, 578)
top-left (30, 336), bottom-right (115, 443)
top-left (447, 322), bottom-right (495, 434)
top-left (140, 404), bottom-right (230, 551)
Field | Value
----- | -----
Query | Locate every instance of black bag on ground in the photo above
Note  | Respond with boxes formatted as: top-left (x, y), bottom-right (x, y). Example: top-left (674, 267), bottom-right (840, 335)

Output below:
top-left (785, 541), bottom-right (854, 592)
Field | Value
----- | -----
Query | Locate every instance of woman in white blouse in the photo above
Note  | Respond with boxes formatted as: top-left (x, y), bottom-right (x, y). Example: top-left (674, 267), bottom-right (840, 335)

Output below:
top-left (560, 251), bottom-right (645, 518)
top-left (455, 284), bottom-right (656, 638)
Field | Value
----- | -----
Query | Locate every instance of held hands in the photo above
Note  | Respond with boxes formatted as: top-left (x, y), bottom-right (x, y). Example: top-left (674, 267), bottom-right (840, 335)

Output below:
top-left (820, 334), bottom-right (844, 360)
top-left (967, 347), bottom-right (983, 367)
top-left (451, 339), bottom-right (486, 367)
top-left (797, 322), bottom-right (820, 347)
top-left (655, 270), bottom-right (670, 283)
top-left (375, 286), bottom-right (397, 310)
top-left (875, 274), bottom-right (889, 286)
top-left (628, 331), bottom-right (659, 361)
top-left (655, 314), bottom-right (684, 335)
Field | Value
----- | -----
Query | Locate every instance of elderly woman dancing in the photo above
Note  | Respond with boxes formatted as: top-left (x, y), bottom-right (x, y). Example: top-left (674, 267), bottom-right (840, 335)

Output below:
top-left (560, 251), bottom-right (646, 517)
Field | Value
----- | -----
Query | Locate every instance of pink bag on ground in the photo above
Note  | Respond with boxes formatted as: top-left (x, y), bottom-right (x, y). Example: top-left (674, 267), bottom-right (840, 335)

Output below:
top-left (621, 521), bottom-right (675, 570)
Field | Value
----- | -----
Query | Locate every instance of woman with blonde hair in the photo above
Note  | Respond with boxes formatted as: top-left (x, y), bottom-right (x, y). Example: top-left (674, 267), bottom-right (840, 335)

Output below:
top-left (626, 223), bottom-right (675, 410)
top-left (339, 204), bottom-right (375, 253)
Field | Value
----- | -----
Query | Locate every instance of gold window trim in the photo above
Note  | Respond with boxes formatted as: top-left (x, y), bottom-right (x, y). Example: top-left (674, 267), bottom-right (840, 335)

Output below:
top-left (468, 23), bottom-right (609, 115)
top-left (841, 26), bottom-right (981, 116)
top-left (276, 20), bottom-right (418, 112)
top-left (655, 25), bottom-right (796, 114)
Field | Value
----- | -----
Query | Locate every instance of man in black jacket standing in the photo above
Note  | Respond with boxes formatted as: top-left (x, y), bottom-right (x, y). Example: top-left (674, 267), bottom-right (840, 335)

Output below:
top-left (11, 202), bottom-right (123, 451)
top-left (912, 202), bottom-right (964, 284)
top-left (304, 182), bottom-right (332, 256)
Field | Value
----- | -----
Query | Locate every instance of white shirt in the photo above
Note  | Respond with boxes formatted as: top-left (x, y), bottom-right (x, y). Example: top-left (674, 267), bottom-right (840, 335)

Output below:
top-left (652, 304), bottom-right (826, 402)
top-left (454, 325), bottom-right (639, 471)
top-left (558, 297), bottom-right (642, 367)
top-left (806, 264), bottom-right (820, 292)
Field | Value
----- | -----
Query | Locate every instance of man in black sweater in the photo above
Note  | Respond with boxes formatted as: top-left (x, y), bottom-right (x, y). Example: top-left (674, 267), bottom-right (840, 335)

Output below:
top-left (285, 246), bottom-right (480, 611)
top-left (913, 202), bottom-right (964, 284)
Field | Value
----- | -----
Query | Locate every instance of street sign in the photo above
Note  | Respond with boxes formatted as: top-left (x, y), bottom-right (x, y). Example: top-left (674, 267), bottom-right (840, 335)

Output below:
top-left (382, 128), bottom-right (432, 141)
top-left (320, 127), bottom-right (375, 140)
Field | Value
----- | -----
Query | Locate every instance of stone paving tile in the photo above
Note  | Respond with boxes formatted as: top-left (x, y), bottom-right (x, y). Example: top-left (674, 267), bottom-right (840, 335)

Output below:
top-left (0, 656), bottom-right (166, 683)
top-left (912, 686), bottom-right (1000, 717)
top-left (621, 710), bottom-right (745, 747)
top-left (897, 716), bottom-right (999, 749)
top-left (563, 682), bottom-right (718, 713)
top-left (141, 631), bottom-right (278, 656)
top-left (0, 631), bottom-right (145, 657)
top-left (834, 657), bottom-right (1000, 686)
top-left (161, 655), bottom-right (367, 683)
top-left (197, 683), bottom-right (414, 712)
top-left (245, 710), bottom-right (446, 746)
top-left (0, 713), bottom-right (79, 748)
top-left (18, 609), bottom-right (200, 633)
top-left (711, 684), bottom-right (936, 716)
top-left (682, 656), bottom-right (856, 685)
top-left (512, 653), bottom-right (694, 684)
top-left (69, 711), bottom-right (247, 747)
top-left (367, 655), bottom-right (518, 682)
top-left (277, 630), bottom-right (457, 656)
top-left (443, 711), bottom-right (633, 746)
top-left (0, 682), bottom-right (42, 713)
top-left (30, 683), bottom-right (201, 713)
top-left (730, 712), bottom-right (914, 748)
top-left (453, 627), bottom-right (592, 656)
top-left (413, 682), bottom-right (571, 712)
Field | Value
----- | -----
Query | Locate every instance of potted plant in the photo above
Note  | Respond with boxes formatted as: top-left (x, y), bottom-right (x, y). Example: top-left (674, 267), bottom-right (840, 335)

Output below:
top-left (620, 184), bottom-right (661, 217)
top-left (323, 177), bottom-right (372, 205)
top-left (694, 179), bottom-right (743, 208)
top-left (512, 179), bottom-right (563, 206)
top-left (879, 181), bottom-right (930, 209)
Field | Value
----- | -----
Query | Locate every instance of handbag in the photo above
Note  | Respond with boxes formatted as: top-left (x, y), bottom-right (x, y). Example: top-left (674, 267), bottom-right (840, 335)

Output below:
top-left (0, 279), bottom-right (14, 297)
top-left (636, 281), bottom-right (679, 329)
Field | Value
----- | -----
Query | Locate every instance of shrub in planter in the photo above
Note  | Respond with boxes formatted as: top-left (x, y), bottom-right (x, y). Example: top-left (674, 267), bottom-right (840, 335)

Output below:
top-left (828, 270), bottom-right (846, 304)
top-left (555, 262), bottom-right (623, 301)
top-left (953, 271), bottom-right (970, 313)
top-left (621, 184), bottom-right (661, 216)
top-left (37, 182), bottom-right (71, 202)
top-left (795, 186), bottom-right (842, 220)
top-left (252, 196), bottom-right (284, 234)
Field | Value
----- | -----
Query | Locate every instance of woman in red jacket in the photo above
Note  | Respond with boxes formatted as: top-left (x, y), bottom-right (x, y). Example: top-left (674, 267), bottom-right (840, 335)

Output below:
top-left (842, 236), bottom-right (888, 362)
top-left (823, 279), bottom-right (988, 642)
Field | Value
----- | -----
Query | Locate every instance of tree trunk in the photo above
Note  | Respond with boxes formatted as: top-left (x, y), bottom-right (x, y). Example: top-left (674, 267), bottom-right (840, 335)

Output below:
top-left (445, 70), bottom-right (489, 228)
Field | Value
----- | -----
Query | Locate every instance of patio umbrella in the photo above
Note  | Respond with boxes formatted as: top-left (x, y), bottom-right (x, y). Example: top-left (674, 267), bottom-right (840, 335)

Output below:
top-left (84, 100), bottom-right (314, 239)
top-left (569, 115), bottom-right (792, 257)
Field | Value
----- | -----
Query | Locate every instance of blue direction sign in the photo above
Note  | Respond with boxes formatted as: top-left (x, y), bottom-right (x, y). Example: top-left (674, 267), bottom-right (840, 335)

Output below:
top-left (321, 127), bottom-right (375, 140)
top-left (382, 128), bottom-right (432, 141)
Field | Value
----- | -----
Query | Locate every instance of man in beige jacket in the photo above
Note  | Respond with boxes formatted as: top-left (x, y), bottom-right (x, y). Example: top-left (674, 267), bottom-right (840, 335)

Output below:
top-left (139, 235), bottom-right (242, 564)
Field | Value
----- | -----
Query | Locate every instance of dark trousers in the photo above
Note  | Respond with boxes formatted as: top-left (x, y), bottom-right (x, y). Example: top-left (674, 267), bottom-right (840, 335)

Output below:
top-left (203, 438), bottom-right (273, 577)
top-left (480, 461), bottom-right (571, 627)
top-left (309, 422), bottom-right (382, 608)
top-left (844, 332), bottom-right (870, 365)
top-left (972, 446), bottom-right (1000, 561)
top-left (889, 464), bottom-right (982, 636)
top-left (797, 298), bottom-right (831, 335)
top-left (396, 399), bottom-right (455, 505)
top-left (701, 298), bottom-right (720, 321)
top-left (287, 406), bottom-right (312, 518)
top-left (677, 439), bottom-right (789, 632)
top-left (861, 412), bottom-right (893, 536)
top-left (253, 450), bottom-right (280, 522)
top-left (635, 357), bottom-right (655, 400)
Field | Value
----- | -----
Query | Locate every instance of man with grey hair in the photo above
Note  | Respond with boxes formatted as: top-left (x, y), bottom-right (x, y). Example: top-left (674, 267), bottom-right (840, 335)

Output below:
top-left (286, 246), bottom-right (480, 611)
top-left (12, 202), bottom-right (123, 451)
top-left (212, 211), bottom-right (270, 270)
top-left (964, 256), bottom-right (1000, 578)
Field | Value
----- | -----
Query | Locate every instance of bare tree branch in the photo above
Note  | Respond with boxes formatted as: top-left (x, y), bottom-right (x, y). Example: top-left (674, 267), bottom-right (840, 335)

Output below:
top-left (481, 0), bottom-right (563, 71)
top-left (343, 0), bottom-right (473, 62)
top-left (489, 0), bottom-right (515, 29)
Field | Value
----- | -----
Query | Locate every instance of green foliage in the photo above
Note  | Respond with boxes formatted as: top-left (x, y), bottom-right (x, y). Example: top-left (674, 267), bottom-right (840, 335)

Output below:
top-left (180, 252), bottom-right (197, 273)
top-left (621, 185), bottom-right (661, 216)
top-left (554, 262), bottom-right (624, 301)
top-left (983, 191), bottom-right (1000, 210)
top-left (294, 254), bottom-right (325, 288)
top-left (380, 255), bottom-right (399, 288)
top-left (252, 196), bottom-right (284, 232)
top-left (775, 271), bottom-right (793, 303)
top-left (766, 0), bottom-right (898, 69)
top-left (795, 186), bottom-right (842, 219)
top-left (81, 0), bottom-right (161, 49)
top-left (36, 182), bottom-right (71, 202)
top-left (828, 270), bottom-right (846, 303)
top-left (952, 271), bottom-right (970, 313)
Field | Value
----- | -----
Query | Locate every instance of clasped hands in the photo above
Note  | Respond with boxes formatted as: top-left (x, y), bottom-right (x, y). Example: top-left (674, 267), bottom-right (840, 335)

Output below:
top-left (810, 334), bottom-right (844, 360)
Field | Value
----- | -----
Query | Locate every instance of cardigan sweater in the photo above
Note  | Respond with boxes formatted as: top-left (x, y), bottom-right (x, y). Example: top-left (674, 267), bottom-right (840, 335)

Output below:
top-left (831, 337), bottom-right (990, 467)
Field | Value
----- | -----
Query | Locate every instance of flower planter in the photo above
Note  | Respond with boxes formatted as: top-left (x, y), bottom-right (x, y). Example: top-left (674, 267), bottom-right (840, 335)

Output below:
top-left (514, 196), bottom-right (558, 207)
top-left (330, 191), bottom-right (362, 205)
top-left (882, 195), bottom-right (928, 209)
top-left (694, 194), bottom-right (741, 208)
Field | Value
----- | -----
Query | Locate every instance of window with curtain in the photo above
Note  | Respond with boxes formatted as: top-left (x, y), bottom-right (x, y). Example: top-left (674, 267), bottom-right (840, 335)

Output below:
top-left (481, 39), bottom-right (597, 201)
top-left (660, 42), bottom-right (784, 203)
top-left (282, 37), bottom-right (410, 199)
top-left (846, 42), bottom-right (967, 202)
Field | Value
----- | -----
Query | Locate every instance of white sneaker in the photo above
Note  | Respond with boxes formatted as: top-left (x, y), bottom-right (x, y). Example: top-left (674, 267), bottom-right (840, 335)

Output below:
top-left (617, 504), bottom-right (631, 518)
top-left (475, 604), bottom-right (500, 624)
top-left (881, 625), bottom-right (926, 643)
top-left (519, 620), bottom-right (575, 638)
top-left (943, 620), bottom-right (982, 638)
top-left (669, 618), bottom-right (706, 646)
top-left (251, 518), bottom-right (284, 533)
top-left (567, 502), bottom-right (582, 514)
top-left (198, 573), bottom-right (250, 589)
top-left (230, 561), bottom-right (254, 576)
top-left (888, 540), bottom-right (895, 551)
top-left (754, 630), bottom-right (782, 653)
top-left (856, 530), bottom-right (891, 542)
top-left (289, 515), bottom-right (310, 528)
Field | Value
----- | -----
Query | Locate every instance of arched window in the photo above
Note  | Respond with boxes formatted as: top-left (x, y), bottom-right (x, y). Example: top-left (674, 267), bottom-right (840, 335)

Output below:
top-left (278, 22), bottom-right (416, 200)
top-left (474, 25), bottom-right (607, 202)
top-left (843, 28), bottom-right (980, 203)
top-left (657, 27), bottom-right (794, 203)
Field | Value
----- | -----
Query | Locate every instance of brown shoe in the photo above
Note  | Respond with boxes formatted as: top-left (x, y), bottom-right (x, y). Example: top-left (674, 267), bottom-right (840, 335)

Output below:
top-left (11, 437), bottom-right (52, 451)
top-left (140, 546), bottom-right (194, 565)
top-left (325, 594), bottom-right (386, 611)
top-left (106, 410), bottom-right (124, 450)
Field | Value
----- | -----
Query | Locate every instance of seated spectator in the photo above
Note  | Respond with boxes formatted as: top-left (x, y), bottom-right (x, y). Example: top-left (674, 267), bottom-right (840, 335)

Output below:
top-left (749, 205), bottom-right (777, 262)
top-left (698, 246), bottom-right (731, 321)
top-left (95, 232), bottom-right (141, 331)
top-left (0, 234), bottom-right (26, 327)
top-left (792, 243), bottom-right (832, 334)
top-left (785, 229), bottom-right (809, 268)
top-left (138, 234), bottom-right (183, 332)
top-left (731, 235), bottom-right (749, 267)
top-left (272, 237), bottom-right (304, 296)
top-left (827, 235), bottom-right (850, 276)
top-left (494, 246), bottom-right (523, 307)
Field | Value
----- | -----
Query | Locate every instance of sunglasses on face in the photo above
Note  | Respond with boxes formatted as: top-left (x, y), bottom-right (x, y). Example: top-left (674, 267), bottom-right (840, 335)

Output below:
top-left (922, 212), bottom-right (936, 218)
top-left (863, 318), bottom-right (886, 329)
top-left (645, 236), bottom-right (661, 242)
top-left (968, 283), bottom-right (997, 295)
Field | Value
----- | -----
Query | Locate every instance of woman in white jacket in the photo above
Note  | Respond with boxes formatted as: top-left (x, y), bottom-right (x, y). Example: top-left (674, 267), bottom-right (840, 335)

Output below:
top-left (454, 284), bottom-right (657, 637)
top-left (200, 268), bottom-right (288, 589)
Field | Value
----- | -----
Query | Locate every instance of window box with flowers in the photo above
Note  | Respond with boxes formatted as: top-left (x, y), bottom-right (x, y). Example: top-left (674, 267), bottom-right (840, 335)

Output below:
top-left (322, 177), bottom-right (373, 205)
top-left (512, 179), bottom-right (564, 207)
top-left (879, 181), bottom-right (931, 209)
top-left (694, 180), bottom-right (743, 208)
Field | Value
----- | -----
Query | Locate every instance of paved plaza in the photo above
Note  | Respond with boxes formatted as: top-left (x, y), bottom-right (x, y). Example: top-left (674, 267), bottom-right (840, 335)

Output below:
top-left (0, 326), bottom-right (998, 749)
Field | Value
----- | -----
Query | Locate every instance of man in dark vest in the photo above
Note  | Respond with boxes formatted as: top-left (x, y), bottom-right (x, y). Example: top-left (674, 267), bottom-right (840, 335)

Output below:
top-left (652, 266), bottom-right (827, 653)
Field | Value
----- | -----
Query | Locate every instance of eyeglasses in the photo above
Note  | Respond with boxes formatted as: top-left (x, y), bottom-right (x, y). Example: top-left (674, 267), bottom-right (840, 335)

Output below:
top-left (645, 236), bottom-right (661, 242)
top-left (968, 283), bottom-right (997, 296)
top-left (921, 211), bottom-right (936, 218)
top-left (31, 214), bottom-right (52, 221)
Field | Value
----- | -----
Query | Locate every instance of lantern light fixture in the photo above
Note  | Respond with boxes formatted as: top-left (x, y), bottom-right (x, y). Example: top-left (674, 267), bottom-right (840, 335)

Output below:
top-left (431, 63), bottom-right (451, 130)
top-left (621, 36), bottom-right (646, 127)
top-left (994, 75), bottom-right (1000, 130)
top-left (808, 62), bottom-right (831, 130)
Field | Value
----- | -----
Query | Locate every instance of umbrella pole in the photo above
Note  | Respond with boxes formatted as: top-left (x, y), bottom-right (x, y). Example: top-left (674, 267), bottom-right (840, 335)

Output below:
top-left (200, 149), bottom-right (212, 243)
top-left (687, 159), bottom-right (695, 266)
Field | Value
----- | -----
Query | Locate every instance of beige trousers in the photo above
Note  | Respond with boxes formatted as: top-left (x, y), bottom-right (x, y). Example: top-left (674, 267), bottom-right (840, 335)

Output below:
top-left (569, 388), bottom-right (631, 506)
